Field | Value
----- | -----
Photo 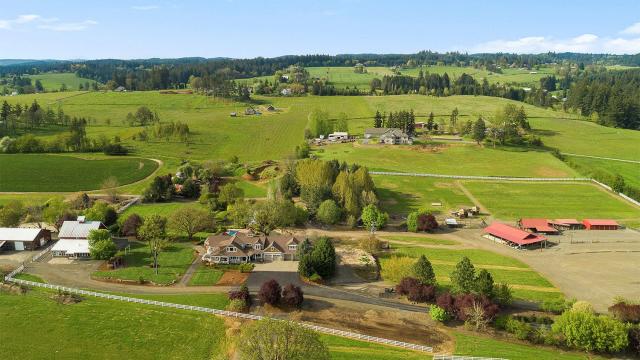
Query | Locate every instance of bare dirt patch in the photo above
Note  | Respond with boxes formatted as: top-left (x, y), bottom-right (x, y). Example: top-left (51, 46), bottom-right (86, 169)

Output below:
top-left (216, 271), bottom-right (249, 286)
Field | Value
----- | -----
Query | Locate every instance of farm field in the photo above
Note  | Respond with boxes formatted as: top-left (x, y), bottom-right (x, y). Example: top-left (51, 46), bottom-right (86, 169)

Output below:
top-left (463, 181), bottom-right (640, 221)
top-left (0, 289), bottom-right (227, 360)
top-left (379, 244), bottom-right (562, 303)
top-left (379, 235), bottom-right (460, 246)
top-left (318, 143), bottom-right (578, 177)
top-left (373, 175), bottom-right (473, 216)
top-left (25, 72), bottom-right (98, 92)
top-left (566, 155), bottom-right (640, 188)
top-left (0, 154), bottom-right (158, 192)
top-left (0, 193), bottom-right (58, 205)
top-left (119, 201), bottom-right (205, 219)
top-left (92, 242), bottom-right (195, 285)
top-left (321, 335), bottom-right (429, 360)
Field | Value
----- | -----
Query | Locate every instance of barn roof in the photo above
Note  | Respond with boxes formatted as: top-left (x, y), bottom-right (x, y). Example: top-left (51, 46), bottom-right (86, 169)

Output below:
top-left (59, 219), bottom-right (105, 239)
top-left (0, 228), bottom-right (45, 242)
top-left (553, 219), bottom-right (581, 225)
top-left (51, 239), bottom-right (90, 255)
top-left (519, 218), bottom-right (558, 233)
top-left (583, 219), bottom-right (619, 226)
top-left (484, 222), bottom-right (546, 245)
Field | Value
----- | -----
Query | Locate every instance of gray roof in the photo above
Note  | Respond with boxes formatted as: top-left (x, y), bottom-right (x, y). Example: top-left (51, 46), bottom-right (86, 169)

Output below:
top-left (364, 128), bottom-right (396, 136)
top-left (58, 220), bottom-right (105, 240)
top-left (0, 228), bottom-right (45, 242)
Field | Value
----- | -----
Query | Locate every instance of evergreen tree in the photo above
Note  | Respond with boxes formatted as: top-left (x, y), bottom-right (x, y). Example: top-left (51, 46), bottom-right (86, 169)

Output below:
top-left (413, 255), bottom-right (436, 285)
top-left (475, 269), bottom-right (495, 298)
top-left (426, 112), bottom-right (434, 131)
top-left (373, 110), bottom-right (383, 128)
top-left (472, 117), bottom-right (487, 144)
top-left (451, 256), bottom-right (476, 294)
top-left (310, 237), bottom-right (336, 278)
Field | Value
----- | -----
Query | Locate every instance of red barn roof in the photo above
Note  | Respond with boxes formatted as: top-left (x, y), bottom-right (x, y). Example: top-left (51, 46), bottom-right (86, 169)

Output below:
top-left (583, 219), bottom-right (619, 226)
top-left (484, 222), bottom-right (547, 245)
top-left (519, 218), bottom-right (558, 233)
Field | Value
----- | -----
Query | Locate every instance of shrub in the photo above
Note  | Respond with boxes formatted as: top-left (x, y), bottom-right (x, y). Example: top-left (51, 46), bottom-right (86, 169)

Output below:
top-left (396, 277), bottom-right (436, 303)
top-left (406, 212), bottom-right (417, 232)
top-left (454, 294), bottom-right (499, 322)
top-left (430, 305), bottom-right (450, 322)
top-left (228, 284), bottom-right (251, 308)
top-left (505, 318), bottom-right (533, 340)
top-left (609, 302), bottom-right (640, 323)
top-left (493, 283), bottom-right (513, 306)
top-left (571, 300), bottom-right (594, 314)
top-left (416, 213), bottom-right (438, 232)
top-left (359, 235), bottom-right (381, 255)
top-left (298, 254), bottom-right (315, 278)
top-left (227, 298), bottom-right (248, 312)
top-left (361, 204), bottom-right (388, 230)
top-left (553, 308), bottom-right (629, 353)
top-left (258, 279), bottom-right (281, 306)
top-left (282, 284), bottom-right (304, 308)
top-left (309, 237), bottom-right (336, 279)
top-left (493, 315), bottom-right (510, 330)
top-left (629, 327), bottom-right (640, 355)
top-left (238, 263), bottom-right (254, 273)
top-left (380, 256), bottom-right (414, 284)
top-left (316, 199), bottom-right (341, 225)
top-left (475, 269), bottom-right (494, 298)
top-left (307, 273), bottom-right (322, 283)
top-left (436, 292), bottom-right (456, 315)
top-left (541, 298), bottom-right (574, 314)
top-left (413, 255), bottom-right (436, 286)
top-left (120, 213), bottom-right (144, 237)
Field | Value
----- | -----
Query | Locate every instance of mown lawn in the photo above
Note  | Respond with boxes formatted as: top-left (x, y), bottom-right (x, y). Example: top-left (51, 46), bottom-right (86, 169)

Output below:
top-left (187, 264), bottom-right (224, 286)
top-left (12, 273), bottom-right (46, 283)
top-left (119, 201), bottom-right (206, 219)
top-left (317, 142), bottom-right (577, 178)
top-left (0, 154), bottom-right (158, 192)
top-left (379, 245), bottom-right (561, 303)
top-left (380, 235), bottom-right (459, 246)
top-left (92, 241), bottom-right (194, 285)
top-left (454, 332), bottom-right (604, 360)
top-left (0, 290), bottom-right (226, 360)
top-left (104, 291), bottom-right (230, 309)
top-left (321, 334), bottom-right (430, 360)
top-left (463, 181), bottom-right (640, 221)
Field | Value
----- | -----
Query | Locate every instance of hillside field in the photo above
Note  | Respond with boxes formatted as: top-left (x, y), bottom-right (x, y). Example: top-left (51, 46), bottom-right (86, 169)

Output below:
top-left (25, 72), bottom-right (98, 92)
top-left (0, 154), bottom-right (158, 192)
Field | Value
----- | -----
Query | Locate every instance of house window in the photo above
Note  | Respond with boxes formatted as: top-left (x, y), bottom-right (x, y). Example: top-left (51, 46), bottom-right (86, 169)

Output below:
top-left (226, 246), bottom-right (237, 252)
top-left (254, 244), bottom-right (261, 250)
top-left (288, 245), bottom-right (297, 250)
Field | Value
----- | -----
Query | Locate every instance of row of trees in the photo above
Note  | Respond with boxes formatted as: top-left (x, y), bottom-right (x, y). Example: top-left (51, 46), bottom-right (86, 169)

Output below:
top-left (372, 110), bottom-right (416, 136)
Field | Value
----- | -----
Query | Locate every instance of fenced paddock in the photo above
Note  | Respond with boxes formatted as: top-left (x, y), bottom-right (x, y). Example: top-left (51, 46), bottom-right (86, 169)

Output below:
top-left (3, 270), bottom-right (433, 353)
top-left (434, 355), bottom-right (508, 360)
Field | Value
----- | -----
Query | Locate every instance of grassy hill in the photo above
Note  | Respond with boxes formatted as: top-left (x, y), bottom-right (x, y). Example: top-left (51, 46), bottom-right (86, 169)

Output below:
top-left (25, 72), bottom-right (98, 92)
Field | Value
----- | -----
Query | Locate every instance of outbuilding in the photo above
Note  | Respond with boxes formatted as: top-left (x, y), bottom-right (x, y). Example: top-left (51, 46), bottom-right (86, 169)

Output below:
top-left (583, 219), bottom-right (619, 230)
top-left (52, 217), bottom-right (107, 258)
top-left (483, 222), bottom-right (547, 249)
top-left (551, 219), bottom-right (584, 230)
top-left (518, 218), bottom-right (559, 234)
top-left (0, 228), bottom-right (51, 251)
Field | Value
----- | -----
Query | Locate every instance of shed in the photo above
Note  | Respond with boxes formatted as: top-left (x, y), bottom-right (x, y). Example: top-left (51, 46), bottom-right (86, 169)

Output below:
top-left (483, 222), bottom-right (547, 248)
top-left (583, 219), bottom-right (619, 230)
top-left (518, 218), bottom-right (559, 234)
top-left (551, 219), bottom-right (583, 230)
top-left (0, 228), bottom-right (51, 251)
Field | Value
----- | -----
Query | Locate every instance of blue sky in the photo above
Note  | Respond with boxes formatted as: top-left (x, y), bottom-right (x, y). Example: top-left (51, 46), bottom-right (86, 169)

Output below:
top-left (2, 0), bottom-right (640, 59)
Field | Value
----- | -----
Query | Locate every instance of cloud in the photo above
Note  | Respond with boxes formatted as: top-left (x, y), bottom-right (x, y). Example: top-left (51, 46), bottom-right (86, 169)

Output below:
top-left (38, 20), bottom-right (98, 32)
top-left (132, 5), bottom-right (159, 10)
top-left (470, 30), bottom-right (640, 54)
top-left (621, 22), bottom-right (640, 35)
top-left (0, 14), bottom-right (96, 32)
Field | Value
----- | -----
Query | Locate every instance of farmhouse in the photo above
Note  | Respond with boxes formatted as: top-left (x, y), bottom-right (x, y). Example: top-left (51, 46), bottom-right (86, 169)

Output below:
top-left (551, 219), bottom-right (584, 230)
top-left (484, 222), bottom-right (547, 249)
top-left (364, 128), bottom-right (412, 145)
top-left (51, 216), bottom-right (107, 258)
top-left (202, 231), bottom-right (300, 264)
top-left (583, 219), bottom-right (619, 230)
top-left (0, 228), bottom-right (51, 251)
top-left (518, 218), bottom-right (559, 234)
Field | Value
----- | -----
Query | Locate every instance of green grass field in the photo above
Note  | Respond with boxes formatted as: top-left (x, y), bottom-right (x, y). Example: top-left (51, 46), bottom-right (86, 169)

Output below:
top-left (119, 201), bottom-right (205, 219)
top-left (566, 156), bottom-right (640, 188)
top-left (321, 335), bottom-right (429, 360)
top-left (379, 245), bottom-right (562, 303)
top-left (92, 242), bottom-right (194, 285)
top-left (0, 193), bottom-right (58, 206)
top-left (463, 181), bottom-right (640, 221)
top-left (187, 264), bottom-right (224, 286)
top-left (0, 290), bottom-right (226, 360)
top-left (379, 235), bottom-right (460, 246)
top-left (12, 273), bottom-right (46, 283)
top-left (105, 291), bottom-right (230, 309)
top-left (318, 143), bottom-right (577, 177)
top-left (453, 332), bottom-right (603, 360)
top-left (26, 72), bottom-right (98, 92)
top-left (0, 154), bottom-right (158, 192)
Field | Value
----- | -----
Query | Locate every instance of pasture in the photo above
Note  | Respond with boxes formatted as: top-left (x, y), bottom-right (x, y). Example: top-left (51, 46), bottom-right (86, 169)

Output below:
top-left (0, 154), bottom-right (158, 192)
top-left (565, 155), bottom-right (640, 188)
top-left (25, 72), bottom-right (97, 92)
top-left (0, 289), bottom-right (227, 360)
top-left (318, 143), bottom-right (578, 177)
top-left (463, 181), bottom-right (640, 221)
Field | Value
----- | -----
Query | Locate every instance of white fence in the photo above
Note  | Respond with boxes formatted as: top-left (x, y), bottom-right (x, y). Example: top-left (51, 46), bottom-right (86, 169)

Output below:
top-left (32, 241), bottom-right (56, 262)
top-left (434, 355), bottom-right (508, 360)
top-left (3, 275), bottom-right (433, 353)
top-left (370, 171), bottom-right (590, 182)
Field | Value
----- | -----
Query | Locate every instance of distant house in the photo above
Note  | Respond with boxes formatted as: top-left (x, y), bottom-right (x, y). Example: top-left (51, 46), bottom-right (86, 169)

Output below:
top-left (518, 219), bottom-right (559, 235)
top-left (0, 228), bottom-right (51, 251)
top-left (10, 91), bottom-right (18, 96)
top-left (483, 222), bottom-right (547, 249)
top-left (364, 128), bottom-right (412, 145)
top-left (114, 86), bottom-right (126, 92)
top-left (281, 88), bottom-right (292, 96)
top-left (327, 132), bottom-right (349, 141)
top-left (51, 216), bottom-right (107, 259)
top-left (202, 231), bottom-right (300, 264)
top-left (230, 112), bottom-right (237, 117)
top-left (583, 219), bottom-right (619, 230)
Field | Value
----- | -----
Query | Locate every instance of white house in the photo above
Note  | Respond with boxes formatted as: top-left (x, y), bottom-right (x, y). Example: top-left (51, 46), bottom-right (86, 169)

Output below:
top-left (364, 128), bottom-right (412, 145)
top-left (51, 216), bottom-right (107, 259)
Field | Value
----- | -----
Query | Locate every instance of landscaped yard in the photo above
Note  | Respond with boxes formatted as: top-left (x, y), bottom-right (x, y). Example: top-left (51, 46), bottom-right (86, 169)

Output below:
top-left (379, 245), bottom-right (562, 303)
top-left (0, 154), bottom-right (158, 192)
top-left (187, 264), bottom-right (224, 286)
top-left (463, 181), bottom-right (640, 221)
top-left (92, 241), bottom-right (195, 285)
top-left (0, 290), bottom-right (226, 360)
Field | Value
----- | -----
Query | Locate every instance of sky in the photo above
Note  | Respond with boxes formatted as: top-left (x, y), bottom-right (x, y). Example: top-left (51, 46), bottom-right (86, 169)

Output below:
top-left (1, 0), bottom-right (640, 59)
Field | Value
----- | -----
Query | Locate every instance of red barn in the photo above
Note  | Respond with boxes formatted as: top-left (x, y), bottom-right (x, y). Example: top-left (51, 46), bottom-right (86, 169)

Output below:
top-left (483, 222), bottom-right (547, 248)
top-left (518, 218), bottom-right (559, 234)
top-left (582, 219), bottom-right (619, 230)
